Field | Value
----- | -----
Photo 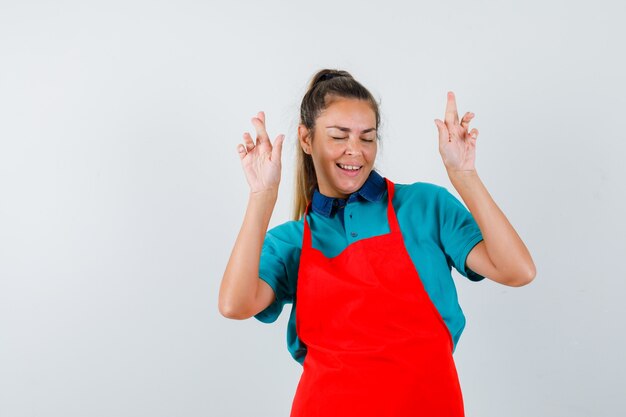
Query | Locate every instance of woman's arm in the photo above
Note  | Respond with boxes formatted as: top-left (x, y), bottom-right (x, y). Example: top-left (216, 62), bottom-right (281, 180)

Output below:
top-left (218, 112), bottom-right (285, 318)
top-left (434, 92), bottom-right (535, 287)
top-left (447, 170), bottom-right (535, 286)
top-left (220, 191), bottom-right (279, 318)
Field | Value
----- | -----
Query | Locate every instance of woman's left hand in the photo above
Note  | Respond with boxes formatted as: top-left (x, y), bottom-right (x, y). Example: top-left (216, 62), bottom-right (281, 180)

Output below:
top-left (434, 91), bottom-right (479, 173)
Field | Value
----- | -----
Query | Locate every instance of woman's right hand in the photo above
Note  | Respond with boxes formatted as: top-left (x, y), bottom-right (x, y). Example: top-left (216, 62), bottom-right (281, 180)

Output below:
top-left (238, 111), bottom-right (285, 195)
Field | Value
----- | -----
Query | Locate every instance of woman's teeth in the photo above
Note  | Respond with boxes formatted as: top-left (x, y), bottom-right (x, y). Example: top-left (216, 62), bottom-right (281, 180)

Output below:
top-left (338, 164), bottom-right (361, 171)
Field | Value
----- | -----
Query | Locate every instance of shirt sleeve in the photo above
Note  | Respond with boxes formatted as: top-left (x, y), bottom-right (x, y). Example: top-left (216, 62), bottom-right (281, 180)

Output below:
top-left (253, 222), bottom-right (301, 323)
top-left (437, 186), bottom-right (485, 282)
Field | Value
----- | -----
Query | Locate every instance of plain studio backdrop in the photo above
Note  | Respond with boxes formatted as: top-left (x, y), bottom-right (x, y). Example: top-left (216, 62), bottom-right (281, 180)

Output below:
top-left (1, 1), bottom-right (624, 416)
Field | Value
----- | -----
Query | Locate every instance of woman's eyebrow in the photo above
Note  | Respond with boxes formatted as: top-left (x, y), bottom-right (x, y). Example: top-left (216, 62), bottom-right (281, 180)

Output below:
top-left (326, 125), bottom-right (377, 133)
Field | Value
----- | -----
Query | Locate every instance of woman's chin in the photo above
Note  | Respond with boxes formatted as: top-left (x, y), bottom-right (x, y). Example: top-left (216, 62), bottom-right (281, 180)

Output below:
top-left (335, 178), bottom-right (367, 196)
top-left (320, 167), bottom-right (372, 198)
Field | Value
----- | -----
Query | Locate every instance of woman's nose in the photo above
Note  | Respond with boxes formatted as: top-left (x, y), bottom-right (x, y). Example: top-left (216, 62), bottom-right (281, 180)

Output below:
top-left (345, 137), bottom-right (362, 155)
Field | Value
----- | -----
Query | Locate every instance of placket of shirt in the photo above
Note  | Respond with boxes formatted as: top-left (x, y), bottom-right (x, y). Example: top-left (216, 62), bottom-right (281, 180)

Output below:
top-left (343, 195), bottom-right (361, 243)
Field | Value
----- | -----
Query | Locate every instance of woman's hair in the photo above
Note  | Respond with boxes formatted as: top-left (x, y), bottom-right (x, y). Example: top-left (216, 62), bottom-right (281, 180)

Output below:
top-left (293, 69), bottom-right (380, 220)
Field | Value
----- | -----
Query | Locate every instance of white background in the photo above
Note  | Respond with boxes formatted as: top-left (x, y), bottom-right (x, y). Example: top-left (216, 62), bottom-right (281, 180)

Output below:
top-left (1, 1), bottom-right (625, 416)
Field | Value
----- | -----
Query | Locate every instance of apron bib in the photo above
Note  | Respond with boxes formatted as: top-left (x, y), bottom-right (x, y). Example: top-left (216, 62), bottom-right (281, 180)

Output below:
top-left (290, 179), bottom-right (465, 417)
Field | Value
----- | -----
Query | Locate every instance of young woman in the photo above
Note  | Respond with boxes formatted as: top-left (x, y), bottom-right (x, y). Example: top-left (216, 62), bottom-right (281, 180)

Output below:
top-left (219, 69), bottom-right (536, 417)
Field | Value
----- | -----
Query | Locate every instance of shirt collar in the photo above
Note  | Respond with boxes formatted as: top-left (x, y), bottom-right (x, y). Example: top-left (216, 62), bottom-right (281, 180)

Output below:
top-left (311, 170), bottom-right (386, 217)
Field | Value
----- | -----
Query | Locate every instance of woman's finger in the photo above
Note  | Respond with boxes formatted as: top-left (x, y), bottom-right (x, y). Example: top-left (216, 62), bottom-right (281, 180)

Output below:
top-left (445, 91), bottom-right (459, 126)
top-left (271, 134), bottom-right (285, 162)
top-left (460, 112), bottom-right (474, 129)
top-left (465, 128), bottom-right (479, 141)
top-left (237, 143), bottom-right (247, 160)
top-left (243, 132), bottom-right (256, 153)
top-left (251, 111), bottom-right (270, 145)
top-left (434, 119), bottom-right (451, 146)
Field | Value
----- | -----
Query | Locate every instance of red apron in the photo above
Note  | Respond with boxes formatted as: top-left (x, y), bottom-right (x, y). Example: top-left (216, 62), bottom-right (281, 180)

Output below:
top-left (290, 178), bottom-right (465, 417)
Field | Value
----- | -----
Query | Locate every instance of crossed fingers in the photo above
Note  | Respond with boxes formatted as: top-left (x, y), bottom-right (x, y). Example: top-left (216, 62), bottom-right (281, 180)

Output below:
top-left (240, 111), bottom-right (270, 155)
top-left (445, 92), bottom-right (477, 141)
top-left (251, 111), bottom-right (270, 146)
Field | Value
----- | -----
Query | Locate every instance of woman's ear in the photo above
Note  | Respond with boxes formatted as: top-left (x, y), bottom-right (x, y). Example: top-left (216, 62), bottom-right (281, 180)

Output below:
top-left (298, 125), bottom-right (311, 155)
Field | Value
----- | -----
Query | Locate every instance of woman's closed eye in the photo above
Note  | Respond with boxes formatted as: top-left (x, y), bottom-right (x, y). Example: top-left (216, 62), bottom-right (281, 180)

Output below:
top-left (331, 136), bottom-right (376, 142)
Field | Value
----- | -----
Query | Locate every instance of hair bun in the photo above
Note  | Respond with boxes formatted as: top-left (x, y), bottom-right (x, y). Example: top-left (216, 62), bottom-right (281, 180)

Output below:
top-left (319, 73), bottom-right (340, 82)
top-left (313, 69), bottom-right (352, 86)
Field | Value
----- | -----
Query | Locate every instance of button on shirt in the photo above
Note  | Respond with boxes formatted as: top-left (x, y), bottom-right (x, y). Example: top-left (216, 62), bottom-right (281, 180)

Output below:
top-left (254, 170), bottom-right (485, 365)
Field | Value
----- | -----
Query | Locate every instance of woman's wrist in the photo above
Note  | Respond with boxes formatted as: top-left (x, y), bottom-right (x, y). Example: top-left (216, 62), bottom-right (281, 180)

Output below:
top-left (249, 187), bottom-right (279, 203)
top-left (446, 168), bottom-right (478, 179)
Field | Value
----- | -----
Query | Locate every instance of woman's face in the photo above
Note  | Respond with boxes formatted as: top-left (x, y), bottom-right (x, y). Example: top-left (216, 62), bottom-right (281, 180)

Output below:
top-left (299, 97), bottom-right (378, 199)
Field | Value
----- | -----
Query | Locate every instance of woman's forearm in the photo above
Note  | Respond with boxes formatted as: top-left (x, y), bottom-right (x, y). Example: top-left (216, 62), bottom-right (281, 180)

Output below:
top-left (219, 189), bottom-right (278, 318)
top-left (447, 169), bottom-right (536, 285)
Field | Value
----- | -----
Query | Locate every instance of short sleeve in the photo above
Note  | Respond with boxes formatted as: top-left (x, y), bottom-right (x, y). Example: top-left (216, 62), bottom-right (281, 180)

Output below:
top-left (437, 187), bottom-right (485, 282)
top-left (253, 222), bottom-right (302, 323)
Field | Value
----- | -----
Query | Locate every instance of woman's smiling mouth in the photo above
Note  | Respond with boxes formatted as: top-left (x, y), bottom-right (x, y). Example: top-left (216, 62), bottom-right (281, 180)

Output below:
top-left (336, 163), bottom-right (363, 176)
top-left (337, 163), bottom-right (362, 171)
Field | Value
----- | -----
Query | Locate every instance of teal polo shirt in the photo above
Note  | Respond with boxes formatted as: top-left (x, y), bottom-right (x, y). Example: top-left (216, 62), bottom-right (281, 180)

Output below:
top-left (254, 170), bottom-right (485, 365)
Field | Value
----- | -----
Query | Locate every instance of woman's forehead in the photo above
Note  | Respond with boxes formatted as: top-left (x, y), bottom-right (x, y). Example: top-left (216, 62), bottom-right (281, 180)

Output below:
top-left (318, 98), bottom-right (376, 128)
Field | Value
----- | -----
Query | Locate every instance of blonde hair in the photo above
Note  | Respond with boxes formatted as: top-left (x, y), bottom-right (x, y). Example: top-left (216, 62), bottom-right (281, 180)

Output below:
top-left (292, 69), bottom-right (381, 220)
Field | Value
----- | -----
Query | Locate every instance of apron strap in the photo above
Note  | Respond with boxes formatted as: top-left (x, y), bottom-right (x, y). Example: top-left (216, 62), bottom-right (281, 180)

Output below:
top-left (384, 178), bottom-right (401, 234)
top-left (302, 203), bottom-right (313, 249)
